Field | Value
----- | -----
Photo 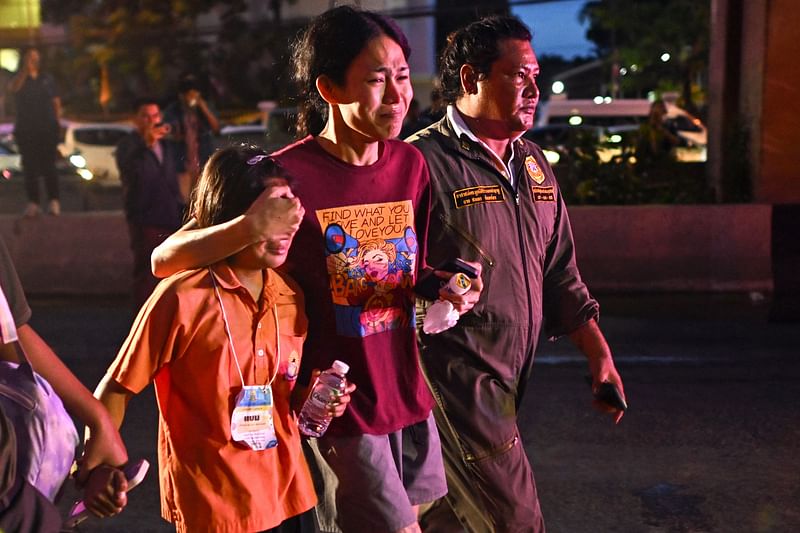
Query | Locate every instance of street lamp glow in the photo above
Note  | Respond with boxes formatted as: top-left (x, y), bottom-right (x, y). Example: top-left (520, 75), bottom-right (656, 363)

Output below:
top-left (661, 52), bottom-right (671, 62)
top-left (551, 80), bottom-right (565, 94)
top-left (568, 115), bottom-right (583, 126)
top-left (619, 67), bottom-right (628, 76)
top-left (593, 96), bottom-right (604, 104)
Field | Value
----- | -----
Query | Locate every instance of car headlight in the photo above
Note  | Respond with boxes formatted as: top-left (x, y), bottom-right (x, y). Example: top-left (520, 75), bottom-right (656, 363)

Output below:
top-left (69, 154), bottom-right (87, 168)
top-left (77, 168), bottom-right (94, 181)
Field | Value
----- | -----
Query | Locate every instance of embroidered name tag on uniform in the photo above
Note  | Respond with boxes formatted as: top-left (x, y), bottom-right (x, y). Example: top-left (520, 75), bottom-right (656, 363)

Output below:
top-left (524, 156), bottom-right (545, 184)
top-left (531, 186), bottom-right (556, 202)
top-left (453, 185), bottom-right (505, 209)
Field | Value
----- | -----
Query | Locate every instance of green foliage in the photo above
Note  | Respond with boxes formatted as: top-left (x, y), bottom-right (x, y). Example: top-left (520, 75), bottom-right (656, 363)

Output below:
top-left (579, 0), bottom-right (709, 113)
top-left (40, 1), bottom-right (299, 116)
top-left (553, 128), bottom-right (713, 205)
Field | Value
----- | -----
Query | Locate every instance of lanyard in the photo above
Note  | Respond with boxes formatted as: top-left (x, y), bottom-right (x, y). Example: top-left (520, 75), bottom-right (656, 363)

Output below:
top-left (210, 268), bottom-right (280, 390)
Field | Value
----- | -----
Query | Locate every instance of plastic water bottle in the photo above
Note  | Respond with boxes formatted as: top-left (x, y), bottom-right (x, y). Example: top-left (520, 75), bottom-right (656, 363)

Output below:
top-left (298, 360), bottom-right (350, 437)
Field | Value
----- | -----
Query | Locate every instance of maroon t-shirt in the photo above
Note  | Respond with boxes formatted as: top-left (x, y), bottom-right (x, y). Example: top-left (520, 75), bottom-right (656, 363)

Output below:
top-left (273, 137), bottom-right (433, 436)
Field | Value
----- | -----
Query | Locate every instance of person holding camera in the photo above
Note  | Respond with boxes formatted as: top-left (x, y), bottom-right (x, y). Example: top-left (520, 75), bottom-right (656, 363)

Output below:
top-left (115, 98), bottom-right (185, 308)
top-left (162, 73), bottom-right (221, 201)
top-left (7, 47), bottom-right (63, 217)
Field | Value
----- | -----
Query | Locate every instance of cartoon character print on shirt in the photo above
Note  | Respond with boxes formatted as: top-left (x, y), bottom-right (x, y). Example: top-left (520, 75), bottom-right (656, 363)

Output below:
top-left (317, 200), bottom-right (417, 337)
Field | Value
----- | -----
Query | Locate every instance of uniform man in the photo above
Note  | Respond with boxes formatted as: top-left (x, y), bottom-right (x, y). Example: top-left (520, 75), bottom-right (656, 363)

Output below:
top-left (408, 16), bottom-right (626, 532)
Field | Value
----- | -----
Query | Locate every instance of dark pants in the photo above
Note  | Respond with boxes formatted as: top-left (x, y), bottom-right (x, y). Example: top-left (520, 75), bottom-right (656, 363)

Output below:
top-left (420, 403), bottom-right (546, 533)
top-left (418, 338), bottom-right (546, 533)
top-left (19, 141), bottom-right (59, 203)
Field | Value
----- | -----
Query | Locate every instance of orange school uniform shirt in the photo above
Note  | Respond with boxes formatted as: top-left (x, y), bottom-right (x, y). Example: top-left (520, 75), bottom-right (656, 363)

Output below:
top-left (106, 263), bottom-right (316, 533)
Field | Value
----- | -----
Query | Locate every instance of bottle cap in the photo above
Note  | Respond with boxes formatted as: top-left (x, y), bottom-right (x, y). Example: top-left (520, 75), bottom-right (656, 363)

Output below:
top-left (332, 360), bottom-right (350, 374)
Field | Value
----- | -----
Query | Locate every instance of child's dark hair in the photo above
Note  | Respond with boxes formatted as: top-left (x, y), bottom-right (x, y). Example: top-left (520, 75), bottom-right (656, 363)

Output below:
top-left (291, 5), bottom-right (411, 137)
top-left (191, 145), bottom-right (291, 228)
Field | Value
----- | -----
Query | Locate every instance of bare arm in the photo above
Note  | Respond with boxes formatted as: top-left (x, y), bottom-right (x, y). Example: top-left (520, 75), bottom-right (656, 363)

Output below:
top-left (82, 376), bottom-right (135, 517)
top-left (152, 217), bottom-right (257, 278)
top-left (197, 96), bottom-right (220, 134)
top-left (152, 183), bottom-right (304, 278)
top-left (53, 96), bottom-right (62, 120)
top-left (7, 67), bottom-right (29, 93)
top-left (568, 318), bottom-right (626, 424)
top-left (15, 324), bottom-right (128, 472)
top-left (93, 375), bottom-right (134, 432)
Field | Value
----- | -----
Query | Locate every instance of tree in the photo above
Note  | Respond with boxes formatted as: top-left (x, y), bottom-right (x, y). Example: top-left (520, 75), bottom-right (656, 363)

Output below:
top-left (40, 0), bottom-right (298, 115)
top-left (579, 0), bottom-right (709, 115)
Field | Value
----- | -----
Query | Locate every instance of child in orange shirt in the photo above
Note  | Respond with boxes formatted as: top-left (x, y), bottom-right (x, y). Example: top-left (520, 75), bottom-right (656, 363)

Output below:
top-left (90, 145), bottom-right (354, 532)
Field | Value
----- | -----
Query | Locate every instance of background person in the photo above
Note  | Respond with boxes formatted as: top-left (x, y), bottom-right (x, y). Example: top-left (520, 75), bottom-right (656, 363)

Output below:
top-left (115, 98), bottom-right (185, 309)
top-left (150, 7), bottom-right (481, 532)
top-left (407, 15), bottom-right (626, 532)
top-left (163, 72), bottom-right (221, 201)
top-left (7, 48), bottom-right (62, 217)
top-left (637, 98), bottom-right (682, 161)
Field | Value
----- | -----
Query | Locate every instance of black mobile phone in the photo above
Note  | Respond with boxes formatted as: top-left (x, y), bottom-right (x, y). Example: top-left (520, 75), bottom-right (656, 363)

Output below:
top-left (586, 376), bottom-right (627, 411)
top-left (65, 459), bottom-right (150, 528)
top-left (414, 258), bottom-right (479, 301)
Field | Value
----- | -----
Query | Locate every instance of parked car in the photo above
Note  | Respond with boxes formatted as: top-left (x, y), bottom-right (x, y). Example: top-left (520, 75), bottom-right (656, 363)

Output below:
top-left (524, 123), bottom-right (621, 165)
top-left (215, 107), bottom-right (298, 153)
top-left (604, 123), bottom-right (706, 163)
top-left (536, 98), bottom-right (707, 162)
top-left (0, 138), bottom-right (93, 182)
top-left (59, 122), bottom-right (133, 187)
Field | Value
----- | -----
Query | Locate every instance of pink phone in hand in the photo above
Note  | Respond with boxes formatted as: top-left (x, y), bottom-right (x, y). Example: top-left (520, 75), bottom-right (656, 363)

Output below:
top-left (64, 459), bottom-right (150, 528)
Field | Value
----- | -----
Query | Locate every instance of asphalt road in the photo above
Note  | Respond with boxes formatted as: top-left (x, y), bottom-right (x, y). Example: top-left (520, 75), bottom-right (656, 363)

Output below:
top-left (0, 175), bottom-right (121, 215)
top-left (29, 293), bottom-right (800, 533)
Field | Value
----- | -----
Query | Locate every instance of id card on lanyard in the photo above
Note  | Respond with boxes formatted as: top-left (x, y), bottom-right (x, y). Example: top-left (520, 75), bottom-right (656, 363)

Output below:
top-left (231, 385), bottom-right (277, 451)
top-left (211, 269), bottom-right (280, 451)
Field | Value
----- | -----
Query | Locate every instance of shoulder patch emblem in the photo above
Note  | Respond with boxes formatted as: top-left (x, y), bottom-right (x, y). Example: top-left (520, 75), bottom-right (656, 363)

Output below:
top-left (453, 185), bottom-right (505, 208)
top-left (531, 186), bottom-right (555, 202)
top-left (525, 155), bottom-right (545, 184)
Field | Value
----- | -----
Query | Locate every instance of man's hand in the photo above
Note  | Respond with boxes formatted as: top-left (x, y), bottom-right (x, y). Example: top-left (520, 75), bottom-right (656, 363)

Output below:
top-left (244, 183), bottom-right (304, 245)
top-left (570, 319), bottom-right (626, 424)
top-left (586, 349), bottom-right (626, 425)
top-left (436, 260), bottom-right (483, 315)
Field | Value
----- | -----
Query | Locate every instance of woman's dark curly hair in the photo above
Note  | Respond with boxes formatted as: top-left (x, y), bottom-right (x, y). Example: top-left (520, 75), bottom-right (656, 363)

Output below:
top-left (291, 5), bottom-right (411, 137)
top-left (439, 15), bottom-right (532, 105)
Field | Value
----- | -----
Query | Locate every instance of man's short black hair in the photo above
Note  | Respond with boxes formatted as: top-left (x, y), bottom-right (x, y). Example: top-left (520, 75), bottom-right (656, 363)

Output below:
top-left (439, 15), bottom-right (532, 105)
top-left (177, 73), bottom-right (200, 94)
top-left (131, 96), bottom-right (160, 113)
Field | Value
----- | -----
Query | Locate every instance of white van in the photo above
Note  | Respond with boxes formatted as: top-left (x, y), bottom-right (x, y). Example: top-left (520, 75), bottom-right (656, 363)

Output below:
top-left (535, 98), bottom-right (707, 162)
top-left (59, 122), bottom-right (134, 187)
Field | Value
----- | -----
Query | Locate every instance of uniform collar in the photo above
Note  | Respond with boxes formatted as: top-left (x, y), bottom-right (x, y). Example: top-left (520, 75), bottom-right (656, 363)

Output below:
top-left (447, 105), bottom-right (526, 186)
top-left (209, 262), bottom-right (296, 306)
